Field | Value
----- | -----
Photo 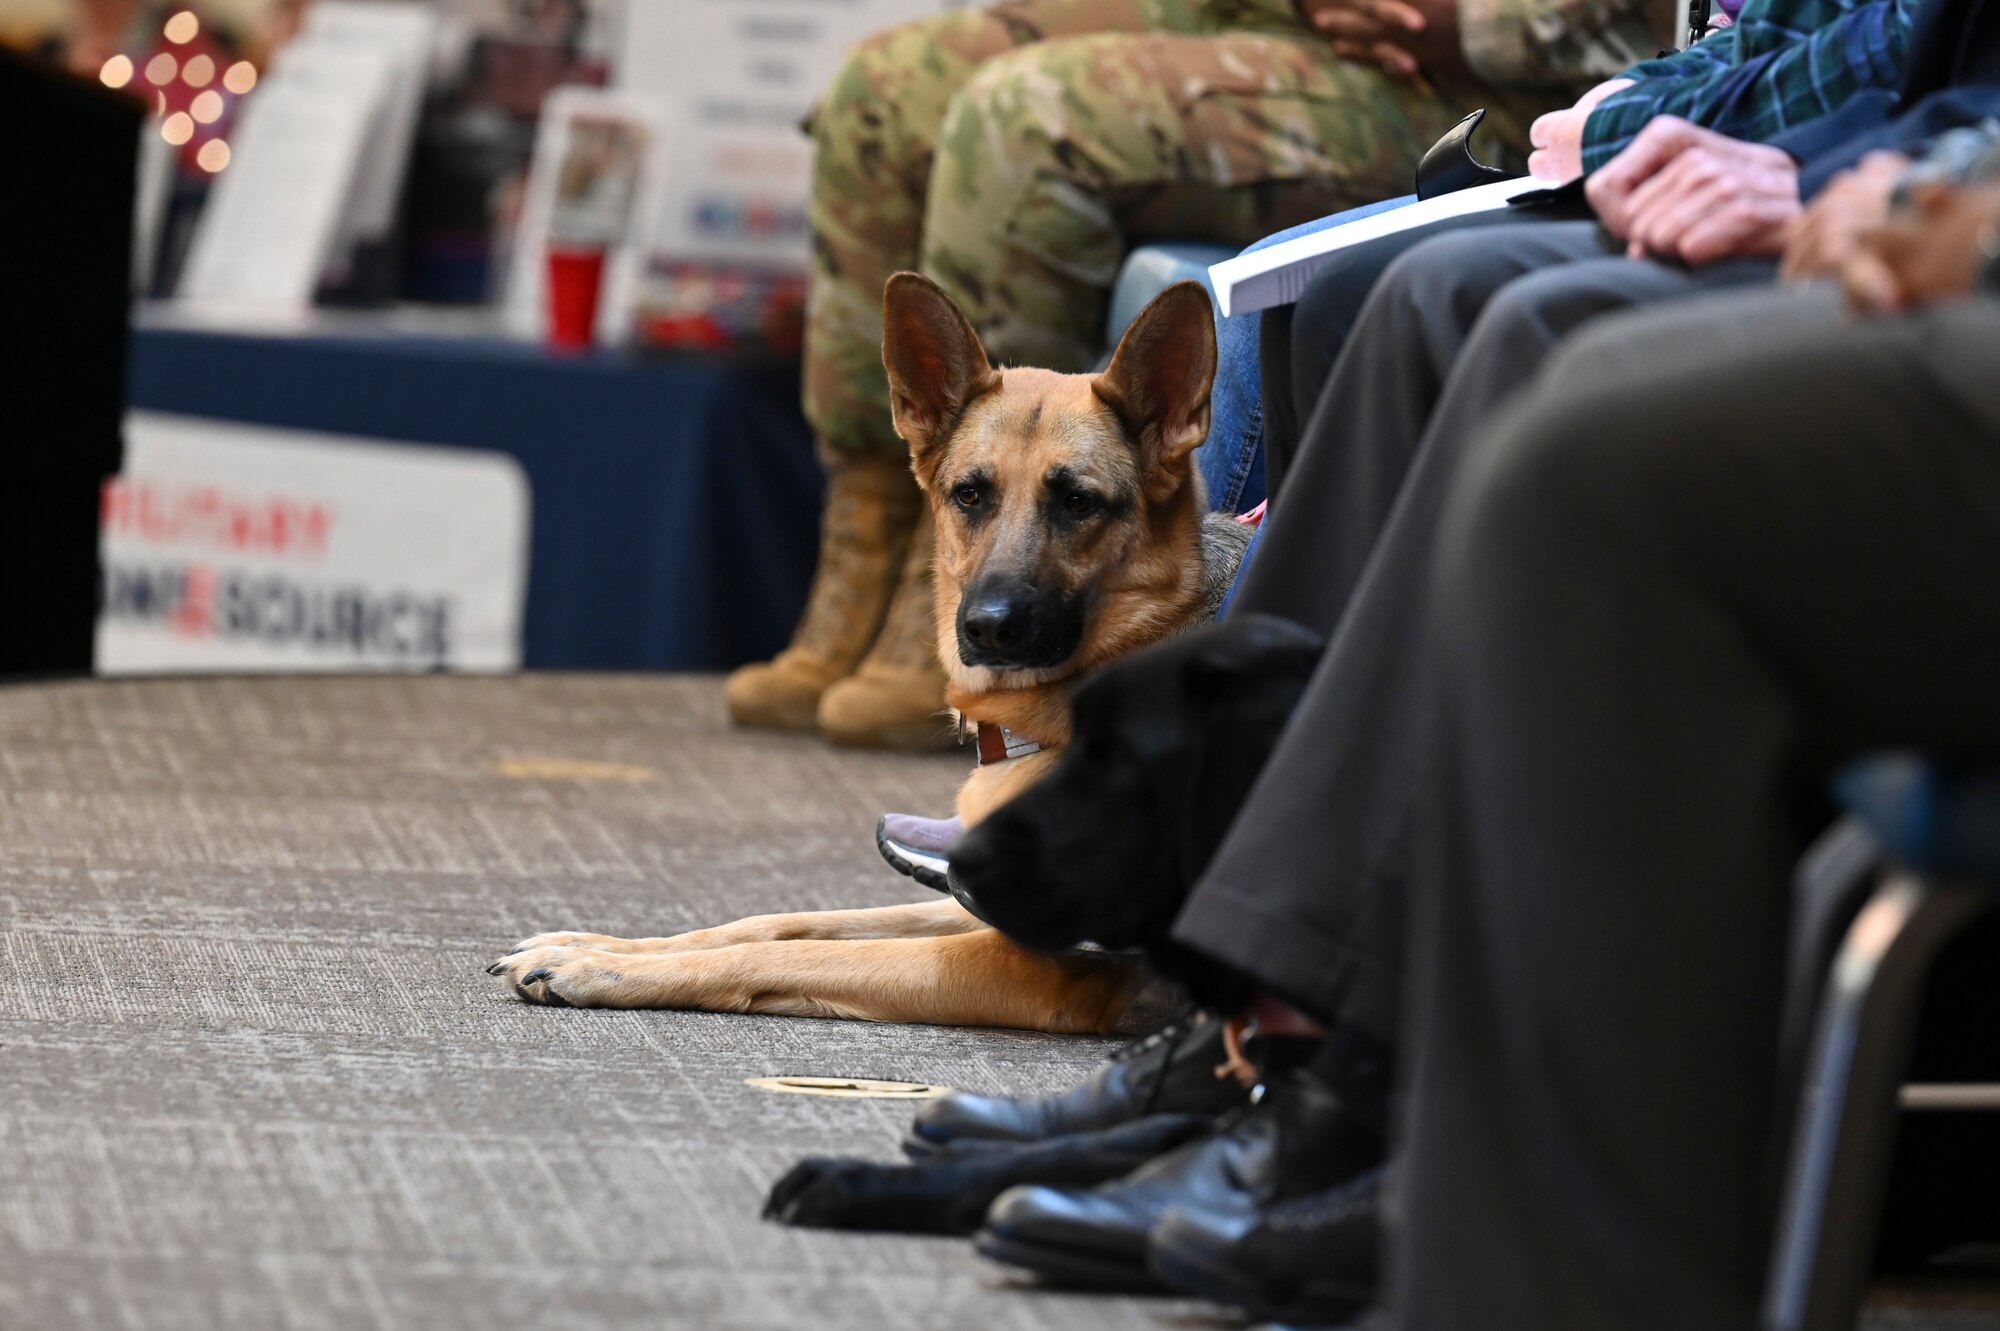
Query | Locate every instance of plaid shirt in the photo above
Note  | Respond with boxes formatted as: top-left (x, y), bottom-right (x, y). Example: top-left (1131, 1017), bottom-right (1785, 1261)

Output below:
top-left (1579, 0), bottom-right (1914, 171)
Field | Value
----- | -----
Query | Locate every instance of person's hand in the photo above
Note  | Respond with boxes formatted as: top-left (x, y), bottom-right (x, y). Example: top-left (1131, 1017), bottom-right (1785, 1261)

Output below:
top-left (1585, 117), bottom-right (1801, 264)
top-left (1842, 178), bottom-right (2000, 314)
top-left (1527, 78), bottom-right (1635, 184)
top-left (1296, 0), bottom-right (1461, 79)
top-left (1778, 151), bottom-right (1910, 282)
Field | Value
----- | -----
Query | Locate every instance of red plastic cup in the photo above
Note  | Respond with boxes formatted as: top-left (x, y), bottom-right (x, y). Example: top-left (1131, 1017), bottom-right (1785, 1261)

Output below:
top-left (545, 245), bottom-right (608, 350)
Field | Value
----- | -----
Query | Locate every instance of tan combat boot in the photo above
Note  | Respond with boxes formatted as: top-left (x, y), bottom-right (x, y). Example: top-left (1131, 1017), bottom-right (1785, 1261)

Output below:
top-left (817, 508), bottom-right (954, 750)
top-left (727, 454), bottom-right (922, 731)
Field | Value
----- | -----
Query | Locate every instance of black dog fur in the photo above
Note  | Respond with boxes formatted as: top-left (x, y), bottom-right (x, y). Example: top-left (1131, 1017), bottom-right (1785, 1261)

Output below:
top-left (764, 1113), bottom-right (1214, 1234)
top-left (945, 612), bottom-right (1324, 1006)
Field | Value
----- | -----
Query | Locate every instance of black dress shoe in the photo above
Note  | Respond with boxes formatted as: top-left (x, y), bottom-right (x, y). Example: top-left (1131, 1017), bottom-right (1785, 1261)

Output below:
top-left (906, 1013), bottom-right (1250, 1155)
top-left (1148, 1165), bottom-right (1386, 1321)
top-left (972, 1067), bottom-right (1379, 1292)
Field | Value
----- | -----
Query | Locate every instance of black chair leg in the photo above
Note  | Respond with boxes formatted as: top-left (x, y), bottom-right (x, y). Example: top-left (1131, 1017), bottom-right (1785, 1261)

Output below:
top-left (1765, 874), bottom-right (2000, 1331)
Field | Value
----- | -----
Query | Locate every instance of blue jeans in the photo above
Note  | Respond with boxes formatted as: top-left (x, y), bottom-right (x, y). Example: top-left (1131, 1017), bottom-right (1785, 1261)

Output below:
top-left (1204, 196), bottom-right (1416, 614)
top-left (1200, 195), bottom-right (1418, 517)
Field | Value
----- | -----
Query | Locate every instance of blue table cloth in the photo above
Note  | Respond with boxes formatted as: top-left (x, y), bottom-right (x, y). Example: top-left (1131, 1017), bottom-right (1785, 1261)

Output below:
top-left (127, 321), bottom-right (824, 670)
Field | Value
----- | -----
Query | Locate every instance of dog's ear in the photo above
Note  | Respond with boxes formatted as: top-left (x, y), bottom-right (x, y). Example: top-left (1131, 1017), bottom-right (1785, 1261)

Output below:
top-left (882, 272), bottom-right (998, 485)
top-left (1185, 612), bottom-right (1325, 682)
top-left (1092, 281), bottom-right (1216, 479)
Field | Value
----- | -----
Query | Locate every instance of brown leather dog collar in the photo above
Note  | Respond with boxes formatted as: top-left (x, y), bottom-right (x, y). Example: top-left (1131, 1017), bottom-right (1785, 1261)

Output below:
top-left (975, 721), bottom-right (1044, 766)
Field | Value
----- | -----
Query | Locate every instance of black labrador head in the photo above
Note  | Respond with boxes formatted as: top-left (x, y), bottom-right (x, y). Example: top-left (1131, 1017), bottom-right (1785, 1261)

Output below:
top-left (945, 612), bottom-right (1324, 965)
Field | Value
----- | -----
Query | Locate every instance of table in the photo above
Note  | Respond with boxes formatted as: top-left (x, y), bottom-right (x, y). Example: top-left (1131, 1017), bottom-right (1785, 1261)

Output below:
top-left (126, 306), bottom-right (824, 670)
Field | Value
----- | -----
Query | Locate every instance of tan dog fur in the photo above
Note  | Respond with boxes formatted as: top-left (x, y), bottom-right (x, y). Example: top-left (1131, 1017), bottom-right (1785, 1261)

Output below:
top-left (489, 275), bottom-right (1221, 1032)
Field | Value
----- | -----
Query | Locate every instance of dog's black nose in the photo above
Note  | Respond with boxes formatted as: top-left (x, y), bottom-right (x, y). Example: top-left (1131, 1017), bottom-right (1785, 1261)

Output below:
top-left (959, 597), bottom-right (1029, 654)
top-left (956, 582), bottom-right (1085, 668)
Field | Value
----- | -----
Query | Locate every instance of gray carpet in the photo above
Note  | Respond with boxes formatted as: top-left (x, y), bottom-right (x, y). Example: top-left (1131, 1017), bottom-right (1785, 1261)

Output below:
top-left (0, 675), bottom-right (1992, 1331)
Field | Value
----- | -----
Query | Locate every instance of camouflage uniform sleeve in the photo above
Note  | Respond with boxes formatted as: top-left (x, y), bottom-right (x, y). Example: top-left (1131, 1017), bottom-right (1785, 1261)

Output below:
top-left (1459, 0), bottom-right (1677, 89)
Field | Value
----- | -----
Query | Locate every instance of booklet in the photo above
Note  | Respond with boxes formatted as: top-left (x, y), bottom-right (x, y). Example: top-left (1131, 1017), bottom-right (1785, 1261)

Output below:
top-left (1207, 176), bottom-right (1548, 318)
top-left (297, 2), bottom-right (437, 284)
top-left (178, 50), bottom-right (390, 311)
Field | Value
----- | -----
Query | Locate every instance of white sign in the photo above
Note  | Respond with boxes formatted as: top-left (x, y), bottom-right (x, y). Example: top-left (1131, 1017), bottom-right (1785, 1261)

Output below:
top-left (98, 412), bottom-right (530, 674)
top-left (616, 1), bottom-right (967, 269)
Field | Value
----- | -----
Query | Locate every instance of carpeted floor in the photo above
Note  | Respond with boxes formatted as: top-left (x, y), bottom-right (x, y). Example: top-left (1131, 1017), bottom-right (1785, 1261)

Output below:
top-left (0, 674), bottom-right (1993, 1331)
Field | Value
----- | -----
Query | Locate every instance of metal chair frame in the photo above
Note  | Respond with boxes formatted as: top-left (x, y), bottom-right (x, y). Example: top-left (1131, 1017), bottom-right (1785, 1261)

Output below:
top-left (1765, 871), bottom-right (2000, 1331)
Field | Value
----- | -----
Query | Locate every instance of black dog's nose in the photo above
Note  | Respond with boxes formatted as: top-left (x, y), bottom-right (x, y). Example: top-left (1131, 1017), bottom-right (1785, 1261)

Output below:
top-left (943, 815), bottom-right (1030, 934)
top-left (959, 597), bottom-right (1028, 653)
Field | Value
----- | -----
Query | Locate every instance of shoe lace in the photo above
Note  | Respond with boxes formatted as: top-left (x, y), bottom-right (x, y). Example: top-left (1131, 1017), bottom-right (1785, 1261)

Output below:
top-left (1108, 1004), bottom-right (1203, 1063)
top-left (1110, 1024), bottom-right (1181, 1064)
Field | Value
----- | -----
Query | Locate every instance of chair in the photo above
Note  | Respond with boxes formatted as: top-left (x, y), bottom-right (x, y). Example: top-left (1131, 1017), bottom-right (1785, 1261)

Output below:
top-left (1101, 109), bottom-right (1523, 349)
top-left (1103, 241), bottom-right (1238, 349)
top-left (1765, 756), bottom-right (2000, 1331)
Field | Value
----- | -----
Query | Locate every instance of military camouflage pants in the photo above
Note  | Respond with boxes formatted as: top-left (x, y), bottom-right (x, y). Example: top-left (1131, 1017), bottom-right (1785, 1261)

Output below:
top-left (804, 0), bottom-right (1559, 461)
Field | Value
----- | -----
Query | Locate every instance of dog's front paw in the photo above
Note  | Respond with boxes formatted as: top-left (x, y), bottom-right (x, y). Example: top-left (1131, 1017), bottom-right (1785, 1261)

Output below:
top-left (487, 945), bottom-right (629, 1007)
top-left (505, 930), bottom-right (632, 954)
top-left (762, 1158), bottom-right (851, 1226)
top-left (763, 1157), bottom-right (936, 1232)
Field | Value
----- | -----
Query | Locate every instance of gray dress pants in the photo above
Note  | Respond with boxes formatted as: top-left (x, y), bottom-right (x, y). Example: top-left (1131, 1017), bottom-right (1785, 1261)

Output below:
top-left (1398, 289), bottom-right (2000, 1331)
top-left (1175, 220), bottom-right (1770, 1039)
top-left (1256, 199), bottom-right (1593, 493)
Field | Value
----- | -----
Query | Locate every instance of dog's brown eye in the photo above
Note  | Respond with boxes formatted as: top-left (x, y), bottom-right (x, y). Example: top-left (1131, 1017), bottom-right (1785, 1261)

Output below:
top-left (1063, 492), bottom-right (1098, 516)
top-left (953, 484), bottom-right (981, 509)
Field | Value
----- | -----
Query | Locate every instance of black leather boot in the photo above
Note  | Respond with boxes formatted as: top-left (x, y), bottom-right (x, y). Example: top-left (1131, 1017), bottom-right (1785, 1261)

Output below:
top-left (906, 1012), bottom-right (1251, 1155)
top-left (1147, 1164), bottom-right (1387, 1320)
top-left (972, 1066), bottom-right (1380, 1291)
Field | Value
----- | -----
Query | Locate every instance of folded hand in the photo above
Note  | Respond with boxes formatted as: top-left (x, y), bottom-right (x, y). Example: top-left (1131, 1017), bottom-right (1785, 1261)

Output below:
top-left (1843, 178), bottom-right (2000, 314)
top-left (1586, 118), bottom-right (1801, 264)
top-left (1296, 0), bottom-right (1461, 79)
top-left (1778, 152), bottom-right (1909, 282)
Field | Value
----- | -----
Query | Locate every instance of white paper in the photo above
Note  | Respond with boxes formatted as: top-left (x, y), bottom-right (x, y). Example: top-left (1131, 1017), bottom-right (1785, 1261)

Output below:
top-left (132, 122), bottom-right (175, 295)
top-left (1207, 177), bottom-right (1547, 318)
top-left (296, 2), bottom-right (438, 278)
top-left (177, 53), bottom-right (390, 310)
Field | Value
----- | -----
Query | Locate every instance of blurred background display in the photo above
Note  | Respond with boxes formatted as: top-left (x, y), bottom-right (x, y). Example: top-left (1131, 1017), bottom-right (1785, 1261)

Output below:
top-left (0, 0), bottom-right (967, 678)
top-left (2, 0), bottom-right (968, 341)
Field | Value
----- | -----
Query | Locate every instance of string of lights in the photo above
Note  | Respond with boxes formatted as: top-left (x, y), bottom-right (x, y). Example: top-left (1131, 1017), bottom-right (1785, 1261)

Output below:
top-left (97, 9), bottom-right (255, 175)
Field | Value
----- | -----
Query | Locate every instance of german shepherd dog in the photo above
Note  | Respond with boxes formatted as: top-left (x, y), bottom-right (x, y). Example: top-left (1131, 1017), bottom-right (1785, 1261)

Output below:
top-left (487, 274), bottom-right (1249, 1032)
